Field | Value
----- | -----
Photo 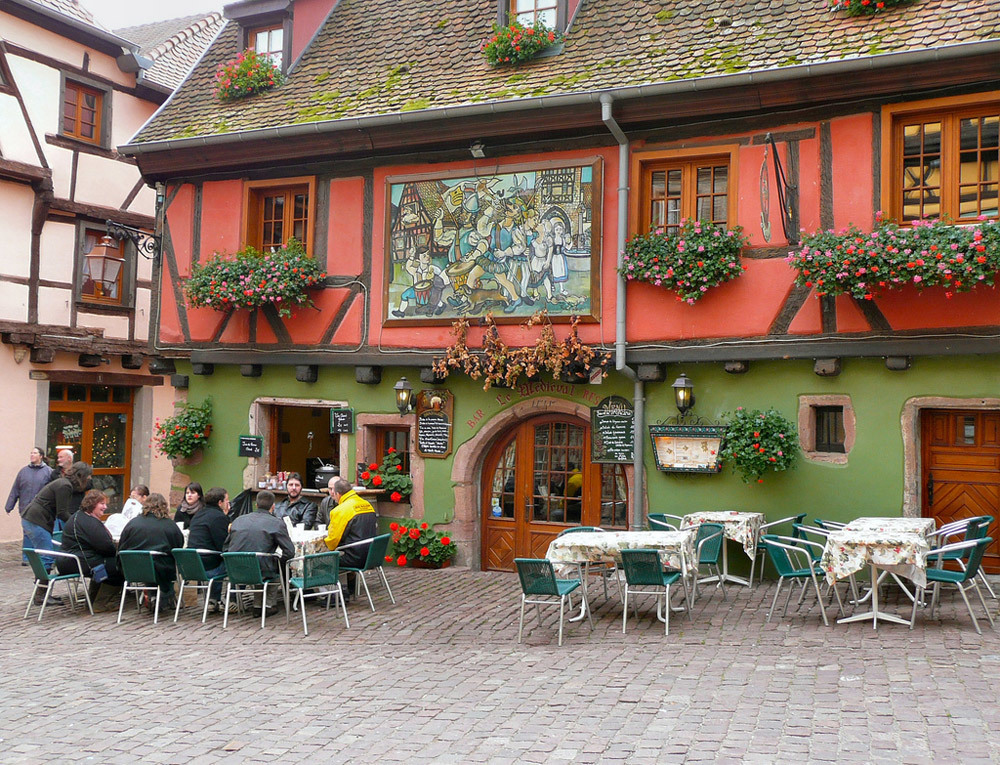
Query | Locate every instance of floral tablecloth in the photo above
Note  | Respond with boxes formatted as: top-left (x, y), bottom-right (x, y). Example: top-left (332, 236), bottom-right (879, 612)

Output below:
top-left (545, 530), bottom-right (697, 576)
top-left (287, 527), bottom-right (329, 576)
top-left (680, 511), bottom-right (765, 557)
top-left (819, 517), bottom-right (935, 587)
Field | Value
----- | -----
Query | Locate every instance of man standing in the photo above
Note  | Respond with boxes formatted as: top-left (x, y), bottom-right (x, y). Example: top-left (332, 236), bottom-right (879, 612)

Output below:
top-left (48, 448), bottom-right (74, 483)
top-left (225, 491), bottom-right (294, 615)
top-left (272, 473), bottom-right (317, 529)
top-left (324, 479), bottom-right (377, 597)
top-left (6, 447), bottom-right (52, 565)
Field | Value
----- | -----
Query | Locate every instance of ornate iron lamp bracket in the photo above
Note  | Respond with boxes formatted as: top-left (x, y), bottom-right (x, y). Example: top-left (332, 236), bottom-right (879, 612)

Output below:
top-left (105, 219), bottom-right (161, 261)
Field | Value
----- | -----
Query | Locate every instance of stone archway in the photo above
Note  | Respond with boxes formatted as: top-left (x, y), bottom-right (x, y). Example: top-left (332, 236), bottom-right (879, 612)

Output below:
top-left (451, 397), bottom-right (620, 569)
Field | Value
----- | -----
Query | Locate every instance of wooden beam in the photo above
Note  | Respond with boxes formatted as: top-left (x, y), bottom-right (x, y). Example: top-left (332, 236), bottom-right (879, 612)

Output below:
top-left (32, 370), bottom-right (164, 386)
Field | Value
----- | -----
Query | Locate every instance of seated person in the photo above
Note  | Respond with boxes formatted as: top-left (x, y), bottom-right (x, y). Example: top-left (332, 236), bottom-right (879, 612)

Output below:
top-left (187, 486), bottom-right (231, 609)
top-left (119, 493), bottom-right (185, 611)
top-left (315, 475), bottom-right (340, 531)
top-left (224, 490), bottom-right (295, 613)
top-left (23, 461), bottom-right (92, 571)
top-left (173, 482), bottom-right (204, 529)
top-left (121, 484), bottom-right (149, 520)
top-left (56, 489), bottom-right (125, 598)
top-left (272, 473), bottom-right (317, 529)
top-left (324, 479), bottom-right (377, 596)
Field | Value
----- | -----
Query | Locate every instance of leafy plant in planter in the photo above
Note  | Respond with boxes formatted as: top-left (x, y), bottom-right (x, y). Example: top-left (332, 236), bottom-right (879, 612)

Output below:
top-left (432, 311), bottom-right (611, 390)
top-left (215, 48), bottom-right (282, 102)
top-left (185, 238), bottom-right (326, 318)
top-left (621, 219), bottom-right (748, 304)
top-left (481, 18), bottom-right (561, 66)
top-left (153, 398), bottom-right (212, 460)
top-left (359, 447), bottom-right (413, 501)
top-left (387, 521), bottom-right (456, 568)
top-left (829, 0), bottom-right (911, 16)
top-left (721, 407), bottom-right (797, 483)
top-left (786, 216), bottom-right (1000, 301)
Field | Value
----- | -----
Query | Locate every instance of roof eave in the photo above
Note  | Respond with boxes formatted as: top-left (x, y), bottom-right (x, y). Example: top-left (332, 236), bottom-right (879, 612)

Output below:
top-left (120, 38), bottom-right (1000, 157)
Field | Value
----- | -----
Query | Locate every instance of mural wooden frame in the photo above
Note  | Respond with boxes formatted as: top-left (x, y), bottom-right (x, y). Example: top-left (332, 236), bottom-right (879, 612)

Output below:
top-left (649, 424), bottom-right (726, 474)
top-left (383, 157), bottom-right (603, 326)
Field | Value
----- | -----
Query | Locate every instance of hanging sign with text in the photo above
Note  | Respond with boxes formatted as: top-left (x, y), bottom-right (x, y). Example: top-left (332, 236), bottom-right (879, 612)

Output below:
top-left (591, 396), bottom-right (635, 463)
top-left (416, 389), bottom-right (454, 459)
top-left (329, 408), bottom-right (355, 434)
top-left (238, 435), bottom-right (263, 458)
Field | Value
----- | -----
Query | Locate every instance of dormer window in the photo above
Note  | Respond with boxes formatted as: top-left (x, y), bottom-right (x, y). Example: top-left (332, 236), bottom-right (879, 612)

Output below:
top-left (250, 24), bottom-right (283, 69)
top-left (499, 0), bottom-right (568, 31)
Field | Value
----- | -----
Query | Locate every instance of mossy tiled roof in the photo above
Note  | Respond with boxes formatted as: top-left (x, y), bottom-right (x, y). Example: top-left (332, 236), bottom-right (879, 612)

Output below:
top-left (132, 0), bottom-right (1000, 144)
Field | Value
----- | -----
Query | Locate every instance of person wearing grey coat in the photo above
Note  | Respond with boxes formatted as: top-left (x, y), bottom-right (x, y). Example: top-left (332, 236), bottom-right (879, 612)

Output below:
top-left (224, 491), bottom-right (294, 608)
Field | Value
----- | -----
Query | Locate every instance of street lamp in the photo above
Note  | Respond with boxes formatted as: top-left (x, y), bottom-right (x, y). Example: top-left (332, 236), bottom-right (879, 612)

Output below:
top-left (84, 236), bottom-right (126, 300)
top-left (394, 377), bottom-right (414, 415)
top-left (671, 373), bottom-right (695, 416)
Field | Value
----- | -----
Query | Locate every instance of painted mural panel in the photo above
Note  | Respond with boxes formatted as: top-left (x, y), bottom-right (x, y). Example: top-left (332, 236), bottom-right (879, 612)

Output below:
top-left (384, 159), bottom-right (602, 323)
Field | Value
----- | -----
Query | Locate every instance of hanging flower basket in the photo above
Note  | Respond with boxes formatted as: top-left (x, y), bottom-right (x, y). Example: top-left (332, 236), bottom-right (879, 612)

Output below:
top-left (786, 216), bottom-right (1000, 300)
top-left (721, 407), bottom-right (797, 483)
top-left (215, 49), bottom-right (282, 102)
top-left (829, 0), bottom-right (911, 16)
top-left (621, 219), bottom-right (748, 304)
top-left (154, 399), bottom-right (212, 460)
top-left (185, 238), bottom-right (326, 318)
top-left (481, 19), bottom-right (562, 66)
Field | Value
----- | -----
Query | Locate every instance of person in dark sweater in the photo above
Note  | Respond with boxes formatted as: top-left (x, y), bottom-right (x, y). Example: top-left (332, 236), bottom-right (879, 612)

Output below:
top-left (57, 490), bottom-right (125, 596)
top-left (173, 482), bottom-right (204, 529)
top-left (187, 486), bottom-right (231, 608)
top-left (224, 490), bottom-right (294, 612)
top-left (119, 493), bottom-right (184, 610)
top-left (6, 447), bottom-right (53, 565)
top-left (273, 473), bottom-right (317, 529)
top-left (22, 462), bottom-right (91, 569)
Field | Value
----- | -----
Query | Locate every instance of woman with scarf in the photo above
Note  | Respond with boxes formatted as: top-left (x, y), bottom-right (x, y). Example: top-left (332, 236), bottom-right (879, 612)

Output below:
top-left (173, 482), bottom-right (204, 529)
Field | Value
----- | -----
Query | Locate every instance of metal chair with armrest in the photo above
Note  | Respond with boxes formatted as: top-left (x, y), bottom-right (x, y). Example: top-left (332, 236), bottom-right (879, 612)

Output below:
top-left (748, 513), bottom-right (807, 585)
top-left (23, 548), bottom-right (93, 621)
top-left (761, 534), bottom-right (844, 626)
top-left (288, 550), bottom-right (349, 635)
top-left (171, 547), bottom-right (226, 624)
top-left (221, 551), bottom-right (290, 630)
top-left (515, 558), bottom-right (592, 646)
top-left (117, 550), bottom-right (171, 625)
top-left (620, 548), bottom-right (688, 636)
top-left (555, 526), bottom-right (622, 602)
top-left (911, 537), bottom-right (995, 634)
top-left (338, 534), bottom-right (396, 612)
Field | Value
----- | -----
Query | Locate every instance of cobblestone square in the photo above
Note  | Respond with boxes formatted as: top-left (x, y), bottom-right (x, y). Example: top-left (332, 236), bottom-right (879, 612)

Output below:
top-left (1, 542), bottom-right (998, 764)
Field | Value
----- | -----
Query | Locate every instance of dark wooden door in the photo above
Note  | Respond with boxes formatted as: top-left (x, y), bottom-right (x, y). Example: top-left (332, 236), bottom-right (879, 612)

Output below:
top-left (481, 415), bottom-right (629, 572)
top-left (921, 409), bottom-right (1000, 574)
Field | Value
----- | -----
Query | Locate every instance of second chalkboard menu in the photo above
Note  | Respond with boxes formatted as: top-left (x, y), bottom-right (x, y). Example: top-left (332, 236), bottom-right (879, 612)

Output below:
top-left (415, 389), bottom-right (453, 459)
top-left (591, 395), bottom-right (635, 463)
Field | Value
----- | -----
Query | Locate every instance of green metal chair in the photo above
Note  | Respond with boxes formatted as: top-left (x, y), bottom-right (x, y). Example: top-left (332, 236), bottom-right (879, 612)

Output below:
top-left (911, 537), bottom-right (995, 635)
top-left (117, 550), bottom-right (170, 625)
top-left (647, 514), bottom-right (683, 531)
top-left (514, 558), bottom-right (592, 646)
top-left (22, 548), bottom-right (93, 621)
top-left (172, 548), bottom-right (226, 624)
top-left (221, 552), bottom-right (289, 630)
top-left (927, 516), bottom-right (995, 599)
top-left (288, 550), bottom-right (349, 635)
top-left (338, 534), bottom-right (396, 612)
top-left (761, 534), bottom-right (843, 626)
top-left (691, 523), bottom-right (726, 603)
top-left (620, 548), bottom-right (686, 636)
top-left (556, 526), bottom-right (622, 601)
top-left (749, 513), bottom-right (806, 585)
top-left (793, 523), bottom-right (860, 605)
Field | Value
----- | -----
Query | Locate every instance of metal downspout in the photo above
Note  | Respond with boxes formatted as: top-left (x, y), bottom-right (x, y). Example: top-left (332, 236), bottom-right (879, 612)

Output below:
top-left (601, 94), bottom-right (645, 532)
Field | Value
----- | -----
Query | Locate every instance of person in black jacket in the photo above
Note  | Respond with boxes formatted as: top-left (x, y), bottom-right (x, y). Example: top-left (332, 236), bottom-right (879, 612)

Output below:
top-left (119, 492), bottom-right (184, 610)
top-left (173, 482), bottom-right (204, 529)
top-left (57, 490), bottom-right (125, 596)
top-left (22, 462), bottom-right (92, 569)
top-left (187, 486), bottom-right (231, 608)
top-left (272, 473), bottom-right (317, 529)
top-left (224, 490), bottom-right (294, 613)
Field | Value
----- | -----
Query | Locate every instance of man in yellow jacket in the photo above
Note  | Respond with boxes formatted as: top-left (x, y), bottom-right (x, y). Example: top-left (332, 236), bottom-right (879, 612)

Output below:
top-left (324, 479), bottom-right (377, 596)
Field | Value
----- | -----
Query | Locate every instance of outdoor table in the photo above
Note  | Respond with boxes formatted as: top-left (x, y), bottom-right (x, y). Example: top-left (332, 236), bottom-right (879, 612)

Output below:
top-left (287, 526), bottom-right (328, 576)
top-left (680, 511), bottom-right (765, 587)
top-left (819, 516), bottom-right (934, 629)
top-left (545, 529), bottom-right (697, 621)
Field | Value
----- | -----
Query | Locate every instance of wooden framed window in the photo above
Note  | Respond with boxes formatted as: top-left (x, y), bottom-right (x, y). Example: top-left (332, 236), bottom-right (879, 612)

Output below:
top-left (632, 147), bottom-right (738, 237)
top-left (62, 81), bottom-right (103, 145)
top-left (249, 24), bottom-right (284, 69)
top-left (80, 228), bottom-right (126, 305)
top-left (243, 177), bottom-right (316, 253)
top-left (373, 426), bottom-right (410, 474)
top-left (509, 0), bottom-right (559, 27)
top-left (884, 94), bottom-right (1000, 223)
top-left (813, 406), bottom-right (846, 454)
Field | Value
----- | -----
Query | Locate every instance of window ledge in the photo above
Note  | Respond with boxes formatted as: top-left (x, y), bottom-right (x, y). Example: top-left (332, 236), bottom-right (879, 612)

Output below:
top-left (46, 133), bottom-right (121, 160)
top-left (801, 450), bottom-right (848, 466)
top-left (76, 300), bottom-right (133, 315)
top-left (534, 41), bottom-right (565, 60)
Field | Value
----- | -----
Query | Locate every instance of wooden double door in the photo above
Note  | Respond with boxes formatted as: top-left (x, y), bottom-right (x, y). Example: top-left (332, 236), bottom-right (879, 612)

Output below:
top-left (481, 415), bottom-right (629, 572)
top-left (921, 409), bottom-right (1000, 574)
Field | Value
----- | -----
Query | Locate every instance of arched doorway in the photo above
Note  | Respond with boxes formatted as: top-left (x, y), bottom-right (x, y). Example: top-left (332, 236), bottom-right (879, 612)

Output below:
top-left (481, 414), bottom-right (629, 572)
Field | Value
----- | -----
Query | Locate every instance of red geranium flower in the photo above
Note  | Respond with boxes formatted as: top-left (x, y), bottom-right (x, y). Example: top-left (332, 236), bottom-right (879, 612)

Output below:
top-left (389, 522), bottom-right (398, 531)
top-left (369, 463), bottom-right (379, 471)
top-left (397, 554), bottom-right (407, 566)
top-left (387, 447), bottom-right (396, 454)
top-left (441, 537), bottom-right (451, 545)
top-left (361, 470), bottom-right (370, 480)
top-left (385, 555), bottom-right (393, 563)
top-left (420, 547), bottom-right (430, 557)
top-left (390, 491), bottom-right (402, 502)
top-left (372, 475), bottom-right (383, 487)
top-left (409, 528), bottom-right (420, 539)
top-left (421, 522), bottom-right (428, 529)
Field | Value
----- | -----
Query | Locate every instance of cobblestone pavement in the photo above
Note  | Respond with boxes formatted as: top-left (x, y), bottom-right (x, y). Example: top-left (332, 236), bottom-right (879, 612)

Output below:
top-left (1, 541), bottom-right (999, 764)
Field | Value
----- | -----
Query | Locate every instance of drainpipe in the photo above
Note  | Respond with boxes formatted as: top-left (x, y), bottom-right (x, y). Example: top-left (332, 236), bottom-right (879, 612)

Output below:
top-left (601, 94), bottom-right (645, 532)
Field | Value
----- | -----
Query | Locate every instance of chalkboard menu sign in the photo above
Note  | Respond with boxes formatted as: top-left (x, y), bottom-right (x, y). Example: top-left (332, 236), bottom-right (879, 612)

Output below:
top-left (329, 408), bottom-right (355, 434)
top-left (415, 389), bottom-right (453, 459)
top-left (591, 396), bottom-right (635, 463)
top-left (238, 435), bottom-right (263, 458)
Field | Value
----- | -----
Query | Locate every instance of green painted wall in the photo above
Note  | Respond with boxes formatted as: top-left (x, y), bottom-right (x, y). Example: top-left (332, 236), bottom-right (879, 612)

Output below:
top-left (174, 354), bottom-right (998, 559)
